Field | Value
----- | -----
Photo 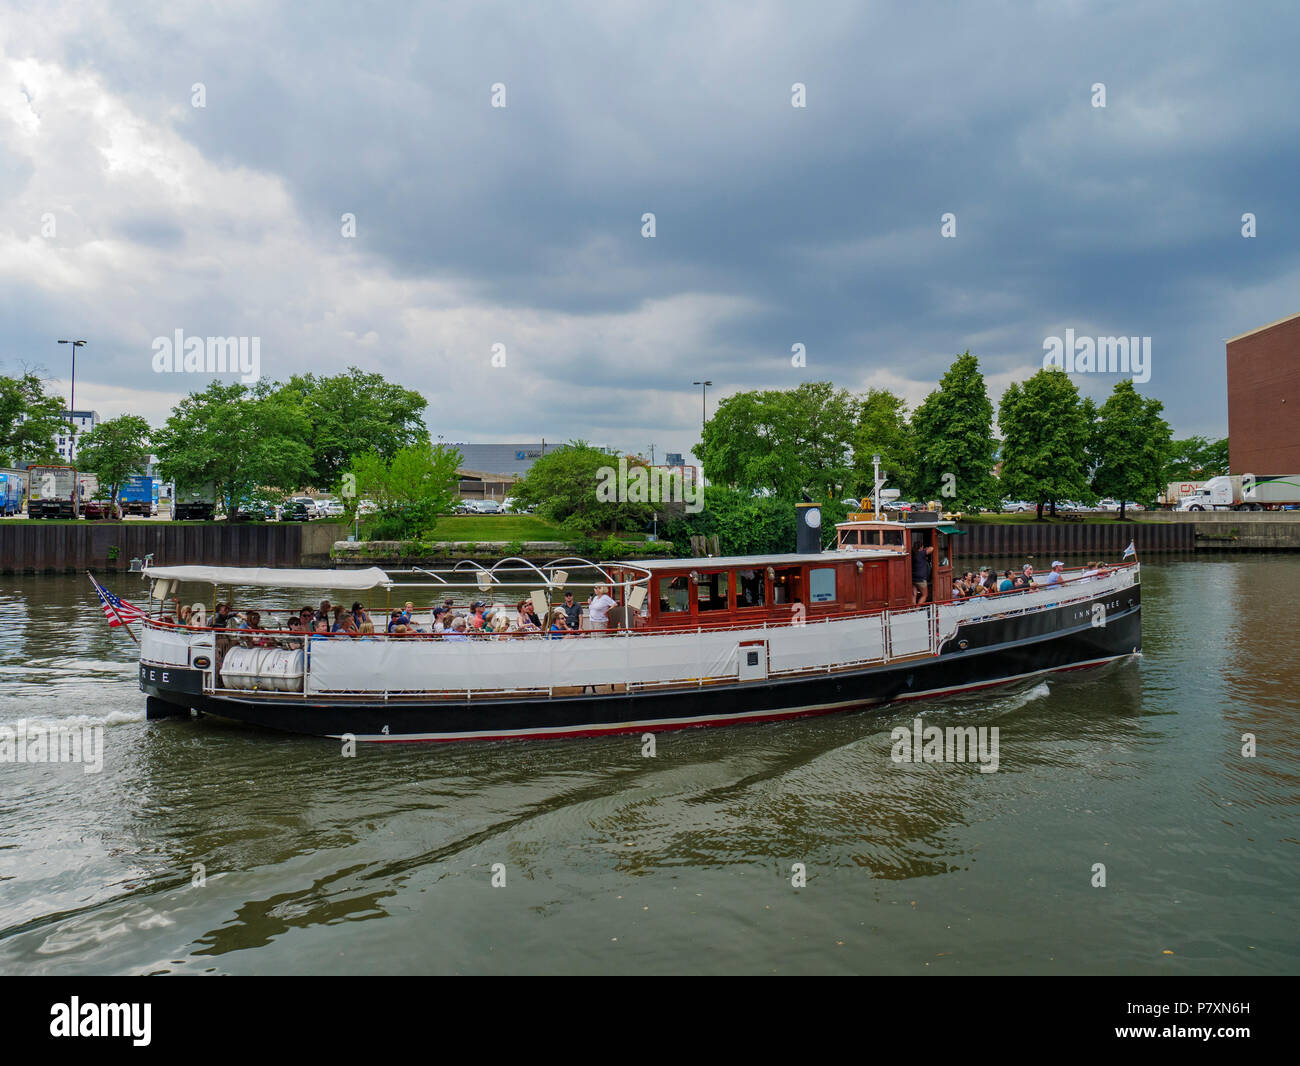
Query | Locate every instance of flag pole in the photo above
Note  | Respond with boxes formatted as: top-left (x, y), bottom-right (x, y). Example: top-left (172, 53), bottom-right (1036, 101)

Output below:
top-left (88, 570), bottom-right (138, 644)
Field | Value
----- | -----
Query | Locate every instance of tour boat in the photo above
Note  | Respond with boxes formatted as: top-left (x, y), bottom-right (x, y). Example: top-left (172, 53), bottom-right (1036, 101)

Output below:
top-left (136, 507), bottom-right (1141, 742)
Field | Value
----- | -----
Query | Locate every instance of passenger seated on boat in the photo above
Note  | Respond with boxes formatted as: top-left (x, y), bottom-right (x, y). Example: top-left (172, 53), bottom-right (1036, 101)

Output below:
top-left (431, 606), bottom-right (448, 633)
top-left (313, 619), bottom-right (330, 636)
top-left (357, 620), bottom-right (376, 638)
top-left (317, 600), bottom-right (332, 623)
top-left (548, 608), bottom-right (569, 639)
top-left (516, 599), bottom-right (541, 632)
top-left (212, 601), bottom-right (235, 628)
top-left (350, 602), bottom-right (369, 627)
top-left (443, 616), bottom-right (469, 642)
top-left (178, 605), bottom-right (193, 626)
top-left (469, 603), bottom-right (487, 630)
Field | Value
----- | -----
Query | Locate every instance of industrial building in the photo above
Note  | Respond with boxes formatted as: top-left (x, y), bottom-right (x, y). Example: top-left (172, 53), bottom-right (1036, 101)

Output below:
top-left (1227, 312), bottom-right (1300, 473)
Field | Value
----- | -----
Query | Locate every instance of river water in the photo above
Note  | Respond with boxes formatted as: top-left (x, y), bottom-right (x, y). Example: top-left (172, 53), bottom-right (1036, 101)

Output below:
top-left (0, 555), bottom-right (1296, 975)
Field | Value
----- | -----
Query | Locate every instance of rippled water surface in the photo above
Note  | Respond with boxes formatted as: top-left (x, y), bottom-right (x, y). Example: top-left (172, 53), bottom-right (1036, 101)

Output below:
top-left (1, 557), bottom-right (1296, 974)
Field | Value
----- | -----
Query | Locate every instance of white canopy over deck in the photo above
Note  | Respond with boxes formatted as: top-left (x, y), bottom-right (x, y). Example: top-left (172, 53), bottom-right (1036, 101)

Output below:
top-left (142, 565), bottom-right (393, 590)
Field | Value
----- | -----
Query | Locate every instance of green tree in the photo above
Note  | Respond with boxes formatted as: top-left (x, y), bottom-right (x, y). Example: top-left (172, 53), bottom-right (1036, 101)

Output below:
top-left (511, 441), bottom-right (653, 537)
top-left (998, 369), bottom-right (1094, 519)
top-left (851, 388), bottom-right (914, 499)
top-left (695, 382), bottom-right (857, 497)
top-left (350, 441), bottom-right (460, 538)
top-left (0, 372), bottom-right (64, 466)
top-left (74, 415), bottom-right (151, 512)
top-left (910, 352), bottom-right (1000, 511)
top-left (1090, 380), bottom-right (1173, 519)
top-left (153, 381), bottom-right (313, 515)
top-left (1165, 436), bottom-right (1229, 481)
top-left (274, 368), bottom-right (428, 488)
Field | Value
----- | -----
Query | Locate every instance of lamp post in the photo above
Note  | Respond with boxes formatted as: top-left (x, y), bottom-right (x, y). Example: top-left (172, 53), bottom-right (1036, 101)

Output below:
top-left (692, 380), bottom-right (712, 430)
top-left (57, 339), bottom-right (86, 461)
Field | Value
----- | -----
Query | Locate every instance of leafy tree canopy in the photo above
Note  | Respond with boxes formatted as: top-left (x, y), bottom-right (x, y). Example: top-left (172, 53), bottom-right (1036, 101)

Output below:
top-left (511, 441), bottom-right (653, 537)
top-left (998, 369), bottom-right (1095, 518)
top-left (1090, 380), bottom-right (1173, 518)
top-left (695, 381), bottom-right (857, 498)
top-left (350, 442), bottom-right (461, 539)
top-left (75, 415), bottom-right (151, 506)
top-left (152, 381), bottom-right (313, 514)
top-left (1165, 436), bottom-right (1229, 481)
top-left (910, 351), bottom-right (1000, 511)
top-left (0, 372), bottom-right (64, 467)
top-left (273, 368), bottom-right (428, 489)
top-left (851, 388), bottom-right (915, 499)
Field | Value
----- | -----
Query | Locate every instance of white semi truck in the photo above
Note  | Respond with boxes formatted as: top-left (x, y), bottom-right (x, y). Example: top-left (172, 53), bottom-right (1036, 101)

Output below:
top-left (1178, 474), bottom-right (1300, 511)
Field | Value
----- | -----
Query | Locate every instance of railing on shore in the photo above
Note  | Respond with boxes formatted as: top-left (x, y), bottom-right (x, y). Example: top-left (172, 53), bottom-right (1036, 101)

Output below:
top-left (140, 565), bottom-right (1138, 701)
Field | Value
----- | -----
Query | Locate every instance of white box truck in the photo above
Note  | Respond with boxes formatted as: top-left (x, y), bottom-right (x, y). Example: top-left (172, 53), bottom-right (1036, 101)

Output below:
top-left (1178, 474), bottom-right (1300, 511)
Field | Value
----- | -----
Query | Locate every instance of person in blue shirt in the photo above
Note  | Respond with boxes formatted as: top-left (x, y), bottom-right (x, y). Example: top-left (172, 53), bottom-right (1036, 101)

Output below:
top-left (1045, 561), bottom-right (1065, 586)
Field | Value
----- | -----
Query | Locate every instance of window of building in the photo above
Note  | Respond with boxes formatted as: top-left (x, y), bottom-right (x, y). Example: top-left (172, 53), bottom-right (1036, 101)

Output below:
top-left (737, 569), bottom-right (765, 608)
top-left (809, 567), bottom-right (837, 603)
top-left (658, 576), bottom-right (690, 613)
top-left (695, 571), bottom-right (730, 611)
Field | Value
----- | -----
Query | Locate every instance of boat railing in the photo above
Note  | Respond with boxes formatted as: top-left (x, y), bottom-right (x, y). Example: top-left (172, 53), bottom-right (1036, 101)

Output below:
top-left (139, 565), bottom-right (1136, 700)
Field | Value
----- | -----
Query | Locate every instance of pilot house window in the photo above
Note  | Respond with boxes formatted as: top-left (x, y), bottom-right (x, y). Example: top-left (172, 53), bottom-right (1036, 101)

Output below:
top-left (737, 569), bottom-right (765, 608)
top-left (696, 571), bottom-right (730, 611)
top-left (658, 576), bottom-right (690, 613)
top-left (809, 567), bottom-right (836, 603)
top-left (772, 567), bottom-right (802, 605)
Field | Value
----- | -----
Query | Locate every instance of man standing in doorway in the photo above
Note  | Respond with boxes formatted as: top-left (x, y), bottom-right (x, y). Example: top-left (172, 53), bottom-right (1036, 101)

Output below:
top-left (912, 540), bottom-right (934, 604)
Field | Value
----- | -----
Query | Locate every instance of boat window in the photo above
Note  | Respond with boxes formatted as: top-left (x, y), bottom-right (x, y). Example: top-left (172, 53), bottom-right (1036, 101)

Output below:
top-left (737, 569), bottom-right (765, 608)
top-left (772, 567), bottom-right (802, 605)
top-left (695, 571), bottom-right (730, 611)
top-left (840, 529), bottom-right (860, 546)
top-left (809, 567), bottom-right (836, 603)
top-left (658, 576), bottom-right (690, 613)
top-left (881, 529), bottom-right (904, 547)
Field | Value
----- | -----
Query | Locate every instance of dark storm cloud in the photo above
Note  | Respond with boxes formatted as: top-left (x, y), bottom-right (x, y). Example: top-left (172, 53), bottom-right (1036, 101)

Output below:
top-left (6, 0), bottom-right (1299, 446)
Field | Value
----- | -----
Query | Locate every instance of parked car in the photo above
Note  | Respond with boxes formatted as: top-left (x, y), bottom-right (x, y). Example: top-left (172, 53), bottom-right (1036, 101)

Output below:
top-left (314, 496), bottom-right (345, 517)
top-left (475, 500), bottom-right (502, 514)
top-left (356, 500), bottom-right (378, 517)
top-left (232, 500), bottom-right (277, 522)
top-left (283, 499), bottom-right (314, 522)
top-left (82, 499), bottom-right (117, 520)
top-left (1002, 501), bottom-right (1034, 513)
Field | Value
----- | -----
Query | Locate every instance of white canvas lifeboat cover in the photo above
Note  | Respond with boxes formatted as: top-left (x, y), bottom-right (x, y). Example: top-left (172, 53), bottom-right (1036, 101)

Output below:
top-left (142, 565), bottom-right (391, 590)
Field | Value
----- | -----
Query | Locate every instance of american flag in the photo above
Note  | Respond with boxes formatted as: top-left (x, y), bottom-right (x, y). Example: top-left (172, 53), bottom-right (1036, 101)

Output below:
top-left (89, 573), bottom-right (146, 627)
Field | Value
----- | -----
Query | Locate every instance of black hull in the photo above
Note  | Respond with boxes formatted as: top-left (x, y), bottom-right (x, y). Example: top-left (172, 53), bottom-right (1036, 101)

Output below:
top-left (141, 588), bottom-right (1141, 742)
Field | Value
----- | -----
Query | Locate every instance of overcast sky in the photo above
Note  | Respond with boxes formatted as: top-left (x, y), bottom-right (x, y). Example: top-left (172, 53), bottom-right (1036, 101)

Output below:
top-left (2, 0), bottom-right (1296, 463)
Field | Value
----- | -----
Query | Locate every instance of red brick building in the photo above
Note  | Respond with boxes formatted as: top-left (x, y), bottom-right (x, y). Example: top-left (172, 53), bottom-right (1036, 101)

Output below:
top-left (1226, 311), bottom-right (1300, 473)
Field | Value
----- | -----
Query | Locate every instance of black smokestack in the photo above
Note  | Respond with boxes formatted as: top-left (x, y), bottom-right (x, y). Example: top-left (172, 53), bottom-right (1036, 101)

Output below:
top-left (795, 501), bottom-right (822, 554)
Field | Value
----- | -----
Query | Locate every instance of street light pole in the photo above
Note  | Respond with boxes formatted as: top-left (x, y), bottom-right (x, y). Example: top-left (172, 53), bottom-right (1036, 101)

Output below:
top-left (691, 380), bottom-right (712, 431)
top-left (57, 339), bottom-right (86, 461)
